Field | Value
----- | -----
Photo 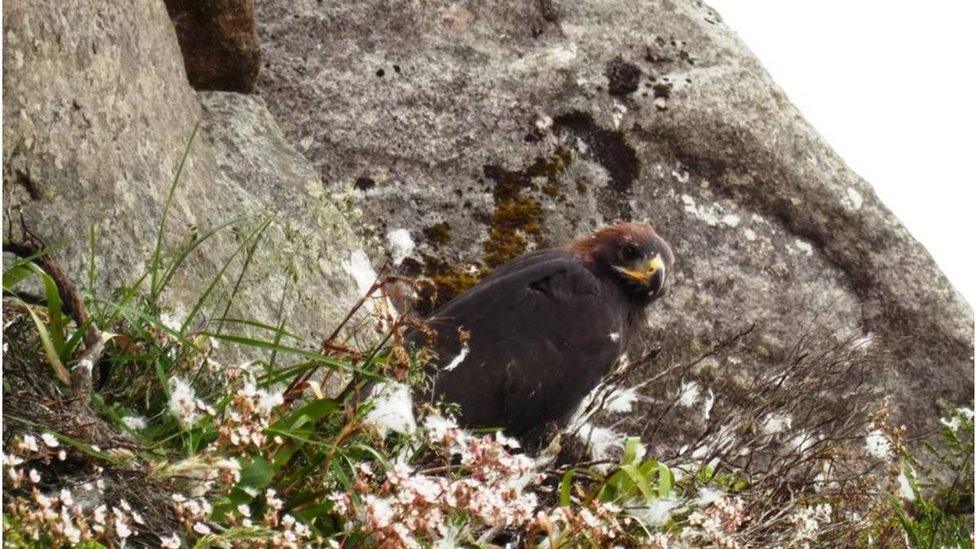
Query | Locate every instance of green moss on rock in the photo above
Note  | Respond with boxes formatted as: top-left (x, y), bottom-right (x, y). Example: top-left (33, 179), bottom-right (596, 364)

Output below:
top-left (416, 253), bottom-right (481, 316)
top-left (422, 222), bottom-right (453, 246)
top-left (482, 147), bottom-right (571, 268)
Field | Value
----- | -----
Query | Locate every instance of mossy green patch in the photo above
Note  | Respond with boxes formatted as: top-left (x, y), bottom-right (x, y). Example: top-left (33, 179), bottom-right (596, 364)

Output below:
top-left (415, 148), bottom-right (573, 312)
top-left (422, 222), bottom-right (453, 246)
top-left (416, 254), bottom-right (481, 316)
top-left (482, 147), bottom-right (572, 268)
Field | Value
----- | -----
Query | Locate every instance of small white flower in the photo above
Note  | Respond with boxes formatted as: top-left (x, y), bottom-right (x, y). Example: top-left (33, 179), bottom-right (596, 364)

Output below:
top-left (237, 503), bottom-right (251, 517)
top-left (28, 469), bottom-right (41, 483)
top-left (256, 389), bottom-right (284, 415)
top-left (496, 432), bottom-right (521, 449)
top-left (193, 522), bottom-right (212, 535)
top-left (64, 523), bottom-right (82, 543)
top-left (364, 495), bottom-right (395, 528)
top-left (94, 505), bottom-right (108, 525)
top-left (168, 377), bottom-right (206, 426)
top-left (41, 433), bottom-right (60, 448)
top-left (266, 488), bottom-right (284, 510)
top-left (19, 435), bottom-right (39, 452)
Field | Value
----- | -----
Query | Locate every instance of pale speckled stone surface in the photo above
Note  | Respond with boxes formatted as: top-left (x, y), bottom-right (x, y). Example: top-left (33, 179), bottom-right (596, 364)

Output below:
top-left (2, 1), bottom-right (373, 358)
top-left (254, 0), bottom-right (972, 436)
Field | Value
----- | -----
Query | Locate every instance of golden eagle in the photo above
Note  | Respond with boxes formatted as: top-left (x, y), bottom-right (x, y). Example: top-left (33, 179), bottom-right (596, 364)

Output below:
top-left (419, 222), bottom-right (674, 440)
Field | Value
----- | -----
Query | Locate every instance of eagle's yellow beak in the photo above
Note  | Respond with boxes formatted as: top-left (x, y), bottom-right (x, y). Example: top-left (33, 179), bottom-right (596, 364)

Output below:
top-left (614, 255), bottom-right (665, 284)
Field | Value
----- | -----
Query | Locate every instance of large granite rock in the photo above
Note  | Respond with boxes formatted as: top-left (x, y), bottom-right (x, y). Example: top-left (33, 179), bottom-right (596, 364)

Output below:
top-left (3, 0), bottom-right (373, 353)
top-left (254, 0), bottom-right (973, 435)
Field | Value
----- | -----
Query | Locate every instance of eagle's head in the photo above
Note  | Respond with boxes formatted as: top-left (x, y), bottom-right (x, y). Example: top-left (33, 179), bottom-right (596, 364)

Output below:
top-left (571, 222), bottom-right (675, 303)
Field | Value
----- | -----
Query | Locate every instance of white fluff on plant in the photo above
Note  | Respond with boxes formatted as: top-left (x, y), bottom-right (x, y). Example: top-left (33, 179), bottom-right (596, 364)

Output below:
top-left (864, 429), bottom-right (893, 460)
top-left (364, 382), bottom-right (417, 438)
top-left (577, 423), bottom-right (637, 464)
top-left (677, 380), bottom-right (701, 407)
top-left (603, 385), bottom-right (640, 414)
top-left (386, 228), bottom-right (415, 266)
top-left (628, 497), bottom-right (682, 527)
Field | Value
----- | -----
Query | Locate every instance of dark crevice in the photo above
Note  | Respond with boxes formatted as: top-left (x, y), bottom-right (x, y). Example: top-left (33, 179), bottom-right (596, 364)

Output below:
top-left (552, 111), bottom-right (639, 194)
top-left (13, 168), bottom-right (42, 201)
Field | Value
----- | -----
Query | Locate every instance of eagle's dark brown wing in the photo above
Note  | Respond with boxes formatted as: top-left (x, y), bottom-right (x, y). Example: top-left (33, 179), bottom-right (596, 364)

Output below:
top-left (421, 249), bottom-right (630, 437)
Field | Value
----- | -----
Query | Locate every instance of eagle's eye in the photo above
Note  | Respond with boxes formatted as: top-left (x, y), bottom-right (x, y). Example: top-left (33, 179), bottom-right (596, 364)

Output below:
top-left (621, 244), bottom-right (641, 261)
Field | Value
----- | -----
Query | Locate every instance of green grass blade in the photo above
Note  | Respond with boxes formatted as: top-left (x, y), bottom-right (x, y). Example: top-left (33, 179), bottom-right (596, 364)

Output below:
top-left (267, 278), bottom-right (291, 372)
top-left (150, 122), bottom-right (199, 297)
top-left (620, 463), bottom-right (655, 503)
top-left (214, 217), bottom-right (273, 336)
top-left (17, 300), bottom-right (71, 385)
top-left (560, 469), bottom-right (576, 506)
top-left (201, 332), bottom-right (350, 372)
top-left (180, 216), bottom-right (273, 335)
top-left (154, 215), bottom-right (250, 300)
top-left (87, 223), bottom-right (101, 319)
top-left (2, 264), bottom-right (34, 290)
top-left (30, 264), bottom-right (66, 358)
top-left (210, 317), bottom-right (301, 341)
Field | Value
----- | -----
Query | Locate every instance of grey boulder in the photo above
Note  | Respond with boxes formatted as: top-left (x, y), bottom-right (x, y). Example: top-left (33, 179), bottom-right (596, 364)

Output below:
top-left (253, 0), bottom-right (973, 435)
top-left (2, 0), bottom-right (375, 361)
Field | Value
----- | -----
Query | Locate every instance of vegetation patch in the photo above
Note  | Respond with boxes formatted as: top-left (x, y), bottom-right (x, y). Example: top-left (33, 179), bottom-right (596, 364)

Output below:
top-left (412, 148), bottom-right (574, 313)
top-left (482, 147), bottom-right (572, 269)
top-left (2, 143), bottom-right (972, 548)
top-left (420, 222), bottom-right (452, 247)
top-left (415, 253), bottom-right (480, 317)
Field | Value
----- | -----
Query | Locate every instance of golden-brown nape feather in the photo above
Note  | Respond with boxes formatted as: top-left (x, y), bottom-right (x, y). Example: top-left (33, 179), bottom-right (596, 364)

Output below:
top-left (567, 222), bottom-right (657, 262)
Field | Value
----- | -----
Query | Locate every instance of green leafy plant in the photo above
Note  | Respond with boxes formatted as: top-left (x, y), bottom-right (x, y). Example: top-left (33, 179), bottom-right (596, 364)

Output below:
top-left (893, 406), bottom-right (974, 549)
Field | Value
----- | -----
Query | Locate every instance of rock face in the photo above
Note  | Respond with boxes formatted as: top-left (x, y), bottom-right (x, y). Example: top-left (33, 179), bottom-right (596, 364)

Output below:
top-left (164, 0), bottom-right (261, 93)
top-left (3, 1), bottom-right (373, 355)
top-left (254, 0), bottom-right (973, 435)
